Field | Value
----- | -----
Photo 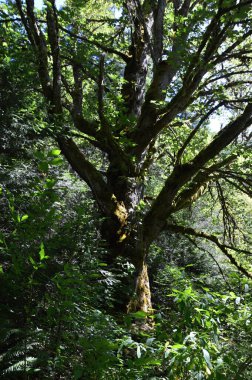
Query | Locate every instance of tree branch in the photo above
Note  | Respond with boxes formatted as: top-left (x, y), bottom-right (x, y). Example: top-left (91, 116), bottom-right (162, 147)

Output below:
top-left (172, 155), bottom-right (237, 212)
top-left (15, 0), bottom-right (53, 101)
top-left (121, 0), bottom-right (154, 117)
top-left (201, 70), bottom-right (252, 87)
top-left (152, 0), bottom-right (166, 64)
top-left (98, 53), bottom-right (109, 130)
top-left (131, 6), bottom-right (230, 155)
top-left (60, 26), bottom-right (130, 62)
top-left (131, 1), bottom-right (252, 156)
top-left (186, 235), bottom-right (231, 287)
top-left (165, 223), bottom-right (252, 278)
top-left (57, 137), bottom-right (115, 216)
top-left (46, 0), bottom-right (61, 113)
top-left (175, 102), bottom-right (226, 165)
top-left (143, 105), bottom-right (252, 243)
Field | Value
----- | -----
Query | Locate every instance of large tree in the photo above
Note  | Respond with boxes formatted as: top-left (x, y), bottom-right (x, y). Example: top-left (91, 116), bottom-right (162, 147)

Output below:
top-left (2, 0), bottom-right (252, 313)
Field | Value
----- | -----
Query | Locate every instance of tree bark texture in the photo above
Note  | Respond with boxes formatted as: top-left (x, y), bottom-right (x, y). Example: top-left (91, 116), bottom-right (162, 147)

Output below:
top-left (127, 260), bottom-right (152, 314)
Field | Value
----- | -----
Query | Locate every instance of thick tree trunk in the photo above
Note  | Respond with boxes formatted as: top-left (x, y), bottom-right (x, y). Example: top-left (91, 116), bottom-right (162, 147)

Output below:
top-left (101, 163), bottom-right (154, 316)
top-left (127, 260), bottom-right (152, 314)
top-left (100, 209), bottom-right (153, 316)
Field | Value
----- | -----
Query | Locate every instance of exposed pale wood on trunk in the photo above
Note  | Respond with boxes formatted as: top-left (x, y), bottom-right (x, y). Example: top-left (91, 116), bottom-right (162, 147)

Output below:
top-left (127, 261), bottom-right (152, 313)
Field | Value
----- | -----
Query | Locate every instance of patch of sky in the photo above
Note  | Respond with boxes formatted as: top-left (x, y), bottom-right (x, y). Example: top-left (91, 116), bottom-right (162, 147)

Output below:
top-left (35, 0), bottom-right (65, 9)
top-left (208, 109), bottom-right (233, 133)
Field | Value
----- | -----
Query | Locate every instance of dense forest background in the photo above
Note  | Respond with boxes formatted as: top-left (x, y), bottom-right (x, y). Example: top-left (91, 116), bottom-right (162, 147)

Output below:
top-left (0, 0), bottom-right (252, 379)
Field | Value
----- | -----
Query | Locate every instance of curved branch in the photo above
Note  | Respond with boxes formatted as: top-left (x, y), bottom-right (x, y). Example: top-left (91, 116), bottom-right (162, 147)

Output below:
top-left (173, 155), bottom-right (237, 210)
top-left (165, 223), bottom-right (252, 278)
top-left (57, 137), bottom-right (115, 216)
top-left (186, 235), bottom-right (231, 287)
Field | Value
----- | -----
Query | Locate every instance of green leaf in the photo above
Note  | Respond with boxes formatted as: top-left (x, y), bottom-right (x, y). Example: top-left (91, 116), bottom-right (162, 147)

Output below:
top-left (45, 179), bottom-right (57, 189)
top-left (244, 284), bottom-right (249, 293)
top-left (202, 348), bottom-right (212, 369)
top-left (146, 337), bottom-right (155, 345)
top-left (39, 243), bottom-right (49, 261)
top-left (171, 343), bottom-right (185, 350)
top-left (98, 262), bottom-right (108, 267)
top-left (39, 243), bottom-right (45, 260)
top-left (51, 157), bottom-right (63, 166)
top-left (123, 338), bottom-right (134, 346)
top-left (131, 311), bottom-right (148, 319)
top-left (21, 214), bottom-right (29, 222)
top-left (29, 257), bottom-right (38, 270)
top-left (136, 344), bottom-right (141, 358)
top-left (48, 149), bottom-right (61, 157)
top-left (235, 297), bottom-right (241, 305)
top-left (38, 161), bottom-right (49, 172)
top-left (34, 151), bottom-right (45, 160)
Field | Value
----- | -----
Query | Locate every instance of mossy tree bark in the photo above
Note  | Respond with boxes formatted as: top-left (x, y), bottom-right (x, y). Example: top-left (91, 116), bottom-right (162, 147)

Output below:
top-left (127, 260), bottom-right (152, 314)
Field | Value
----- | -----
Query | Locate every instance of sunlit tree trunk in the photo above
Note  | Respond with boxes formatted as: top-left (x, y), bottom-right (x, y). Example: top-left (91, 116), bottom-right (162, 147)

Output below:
top-left (127, 259), bottom-right (152, 314)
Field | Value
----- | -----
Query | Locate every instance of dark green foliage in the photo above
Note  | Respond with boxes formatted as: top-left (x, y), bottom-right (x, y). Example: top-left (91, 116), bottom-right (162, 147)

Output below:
top-left (0, 155), bottom-right (117, 378)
